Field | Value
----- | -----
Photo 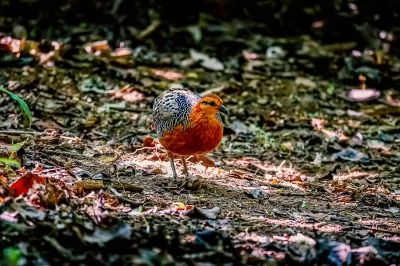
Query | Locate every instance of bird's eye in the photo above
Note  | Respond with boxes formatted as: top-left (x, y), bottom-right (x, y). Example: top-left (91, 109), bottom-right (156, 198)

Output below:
top-left (209, 101), bottom-right (216, 106)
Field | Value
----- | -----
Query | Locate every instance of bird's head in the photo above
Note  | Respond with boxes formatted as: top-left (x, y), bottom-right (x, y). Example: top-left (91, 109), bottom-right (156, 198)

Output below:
top-left (196, 94), bottom-right (228, 116)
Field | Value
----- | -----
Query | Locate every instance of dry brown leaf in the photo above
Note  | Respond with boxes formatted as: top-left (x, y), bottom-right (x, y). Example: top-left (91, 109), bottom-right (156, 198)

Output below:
top-left (187, 155), bottom-right (215, 168)
top-left (153, 69), bottom-right (184, 81)
top-left (111, 85), bottom-right (145, 103)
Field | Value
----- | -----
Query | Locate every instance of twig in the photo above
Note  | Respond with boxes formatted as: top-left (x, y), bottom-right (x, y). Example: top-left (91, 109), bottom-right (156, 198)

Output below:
top-left (138, 20), bottom-right (161, 40)
top-left (0, 130), bottom-right (44, 135)
top-left (164, 185), bottom-right (180, 190)
top-left (46, 150), bottom-right (89, 158)
top-left (343, 225), bottom-right (400, 235)
top-left (199, 86), bottom-right (226, 97)
top-left (141, 214), bottom-right (150, 234)
top-left (359, 225), bottom-right (400, 235)
top-left (276, 192), bottom-right (309, 196)
top-left (88, 145), bottom-right (129, 178)
top-left (107, 180), bottom-right (144, 193)
top-left (106, 186), bottom-right (143, 208)
top-left (75, 180), bottom-right (144, 193)
top-left (113, 194), bottom-right (143, 207)
top-left (108, 105), bottom-right (150, 113)
top-left (111, 0), bottom-right (123, 14)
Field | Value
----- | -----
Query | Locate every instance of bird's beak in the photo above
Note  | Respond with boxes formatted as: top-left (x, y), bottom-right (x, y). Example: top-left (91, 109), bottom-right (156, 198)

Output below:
top-left (219, 105), bottom-right (229, 115)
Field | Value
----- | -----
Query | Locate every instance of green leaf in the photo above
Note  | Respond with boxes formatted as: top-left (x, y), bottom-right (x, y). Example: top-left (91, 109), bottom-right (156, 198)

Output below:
top-left (0, 85), bottom-right (32, 127)
top-left (11, 141), bottom-right (25, 154)
top-left (186, 25), bottom-right (202, 43)
top-left (0, 157), bottom-right (21, 168)
top-left (2, 246), bottom-right (26, 266)
top-left (327, 84), bottom-right (335, 95)
top-left (301, 200), bottom-right (310, 209)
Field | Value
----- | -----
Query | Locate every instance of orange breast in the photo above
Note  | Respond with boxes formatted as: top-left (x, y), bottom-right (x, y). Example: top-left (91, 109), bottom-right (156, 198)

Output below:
top-left (160, 118), bottom-right (223, 156)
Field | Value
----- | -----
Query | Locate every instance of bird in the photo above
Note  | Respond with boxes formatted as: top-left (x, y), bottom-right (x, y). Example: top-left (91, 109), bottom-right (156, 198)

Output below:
top-left (152, 86), bottom-right (228, 181)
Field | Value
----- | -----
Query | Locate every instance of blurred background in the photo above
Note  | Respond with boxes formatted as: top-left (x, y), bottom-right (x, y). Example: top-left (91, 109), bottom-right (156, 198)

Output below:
top-left (1, 0), bottom-right (399, 51)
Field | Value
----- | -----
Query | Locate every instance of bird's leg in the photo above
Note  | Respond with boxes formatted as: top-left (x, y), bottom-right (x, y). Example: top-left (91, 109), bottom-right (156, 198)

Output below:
top-left (181, 156), bottom-right (202, 189)
top-left (168, 152), bottom-right (178, 180)
top-left (181, 156), bottom-right (189, 179)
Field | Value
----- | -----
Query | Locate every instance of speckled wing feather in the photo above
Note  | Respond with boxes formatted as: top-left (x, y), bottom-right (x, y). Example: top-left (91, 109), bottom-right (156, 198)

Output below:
top-left (152, 88), bottom-right (201, 136)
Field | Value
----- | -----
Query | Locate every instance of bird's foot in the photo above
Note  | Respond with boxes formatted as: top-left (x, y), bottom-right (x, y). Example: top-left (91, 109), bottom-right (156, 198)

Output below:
top-left (179, 175), bottom-right (202, 190)
top-left (165, 174), bottom-right (202, 190)
top-left (163, 172), bottom-right (179, 188)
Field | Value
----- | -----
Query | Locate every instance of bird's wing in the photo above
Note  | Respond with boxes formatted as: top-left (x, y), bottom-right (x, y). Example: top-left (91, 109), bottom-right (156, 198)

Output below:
top-left (153, 88), bottom-right (200, 135)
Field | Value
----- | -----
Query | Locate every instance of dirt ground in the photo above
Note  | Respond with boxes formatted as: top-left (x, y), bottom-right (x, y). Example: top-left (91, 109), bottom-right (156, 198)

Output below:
top-left (1, 23), bottom-right (400, 265)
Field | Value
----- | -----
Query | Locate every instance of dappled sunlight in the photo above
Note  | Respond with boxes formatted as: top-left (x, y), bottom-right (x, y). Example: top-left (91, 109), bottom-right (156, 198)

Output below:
top-left (119, 150), bottom-right (316, 194)
top-left (311, 118), bottom-right (349, 142)
top-left (223, 157), bottom-right (313, 192)
top-left (259, 217), bottom-right (343, 234)
top-left (333, 170), bottom-right (378, 181)
top-left (359, 218), bottom-right (400, 231)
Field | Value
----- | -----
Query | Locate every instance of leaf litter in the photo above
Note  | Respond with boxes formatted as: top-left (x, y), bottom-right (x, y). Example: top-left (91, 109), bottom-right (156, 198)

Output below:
top-left (0, 14), bottom-right (400, 265)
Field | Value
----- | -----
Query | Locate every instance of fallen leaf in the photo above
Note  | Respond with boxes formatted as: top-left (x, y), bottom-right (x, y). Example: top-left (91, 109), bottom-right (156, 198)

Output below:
top-left (9, 166), bottom-right (46, 197)
top-left (347, 88), bottom-right (380, 102)
top-left (0, 211), bottom-right (19, 223)
top-left (186, 206), bottom-right (221, 219)
top-left (229, 120), bottom-right (252, 134)
top-left (289, 233), bottom-right (316, 246)
top-left (197, 207), bottom-right (220, 219)
top-left (270, 179), bottom-right (280, 185)
top-left (99, 155), bottom-right (118, 163)
top-left (242, 50), bottom-right (259, 60)
top-left (195, 230), bottom-right (221, 247)
top-left (190, 49), bottom-right (224, 71)
top-left (84, 192), bottom-right (109, 224)
top-left (347, 109), bottom-right (364, 117)
top-left (385, 94), bottom-right (400, 107)
top-left (348, 132), bottom-right (363, 146)
top-left (111, 85), bottom-right (145, 103)
top-left (11, 202), bottom-right (46, 220)
top-left (153, 69), bottom-right (184, 80)
top-left (83, 222), bottom-right (132, 244)
top-left (1, 246), bottom-right (25, 266)
top-left (245, 188), bottom-right (264, 199)
top-left (352, 245), bottom-right (379, 262)
top-left (146, 153), bottom-right (168, 161)
top-left (331, 147), bottom-right (369, 162)
top-left (143, 136), bottom-right (156, 147)
top-left (83, 40), bottom-right (111, 56)
top-left (325, 242), bottom-right (351, 265)
top-left (266, 46), bottom-right (286, 58)
top-left (366, 140), bottom-right (390, 152)
top-left (0, 36), bottom-right (24, 53)
top-left (311, 118), bottom-right (327, 131)
top-left (150, 167), bottom-right (163, 175)
top-left (110, 47), bottom-right (133, 57)
top-left (0, 175), bottom-right (8, 184)
top-left (186, 25), bottom-right (202, 42)
top-left (187, 155), bottom-right (215, 167)
top-left (173, 202), bottom-right (187, 211)
top-left (295, 77), bottom-right (316, 89)
top-left (74, 180), bottom-right (143, 193)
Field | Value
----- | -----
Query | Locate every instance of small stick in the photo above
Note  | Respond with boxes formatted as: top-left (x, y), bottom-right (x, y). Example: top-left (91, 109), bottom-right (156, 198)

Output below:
top-left (107, 187), bottom-right (143, 207)
top-left (0, 130), bottom-right (44, 135)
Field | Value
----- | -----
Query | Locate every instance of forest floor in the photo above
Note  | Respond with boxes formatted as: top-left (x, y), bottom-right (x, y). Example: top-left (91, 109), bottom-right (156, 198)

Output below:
top-left (0, 19), bottom-right (400, 265)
